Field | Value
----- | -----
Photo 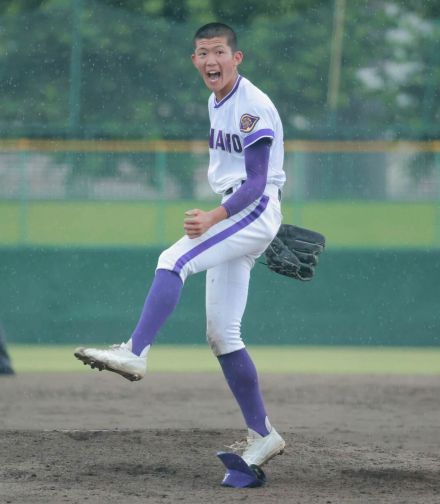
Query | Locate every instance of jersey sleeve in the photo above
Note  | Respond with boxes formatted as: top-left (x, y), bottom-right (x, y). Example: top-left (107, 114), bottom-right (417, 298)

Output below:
top-left (238, 101), bottom-right (276, 149)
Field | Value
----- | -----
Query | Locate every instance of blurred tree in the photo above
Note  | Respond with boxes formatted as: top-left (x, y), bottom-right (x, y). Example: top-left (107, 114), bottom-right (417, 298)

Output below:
top-left (95, 0), bottom-right (159, 15)
top-left (0, 0), bottom-right (439, 140)
top-left (398, 0), bottom-right (440, 19)
top-left (0, 0), bottom-right (45, 15)
top-left (162, 0), bottom-right (188, 22)
top-left (210, 0), bottom-right (327, 26)
top-left (97, 0), bottom-right (189, 21)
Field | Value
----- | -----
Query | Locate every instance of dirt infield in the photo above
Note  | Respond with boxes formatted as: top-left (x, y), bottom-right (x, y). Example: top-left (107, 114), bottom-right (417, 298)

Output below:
top-left (1, 371), bottom-right (439, 503)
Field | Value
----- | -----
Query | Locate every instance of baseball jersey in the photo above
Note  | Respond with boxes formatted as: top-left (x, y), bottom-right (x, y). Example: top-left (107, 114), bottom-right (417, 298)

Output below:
top-left (207, 75), bottom-right (286, 195)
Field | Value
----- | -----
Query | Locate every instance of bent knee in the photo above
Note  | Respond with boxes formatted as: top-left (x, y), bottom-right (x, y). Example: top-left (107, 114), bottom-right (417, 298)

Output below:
top-left (157, 248), bottom-right (175, 271)
top-left (157, 248), bottom-right (192, 283)
top-left (206, 318), bottom-right (244, 356)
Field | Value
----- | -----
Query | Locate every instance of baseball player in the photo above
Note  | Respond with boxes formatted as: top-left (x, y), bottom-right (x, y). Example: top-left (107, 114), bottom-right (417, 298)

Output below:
top-left (75, 22), bottom-right (286, 468)
top-left (0, 322), bottom-right (14, 375)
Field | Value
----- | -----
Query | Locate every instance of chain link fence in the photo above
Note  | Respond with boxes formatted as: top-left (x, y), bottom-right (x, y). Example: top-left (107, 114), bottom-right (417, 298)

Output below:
top-left (0, 140), bottom-right (439, 247)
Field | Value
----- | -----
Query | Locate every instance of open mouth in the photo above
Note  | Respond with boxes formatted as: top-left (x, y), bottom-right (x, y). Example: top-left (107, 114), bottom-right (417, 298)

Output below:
top-left (207, 71), bottom-right (221, 82)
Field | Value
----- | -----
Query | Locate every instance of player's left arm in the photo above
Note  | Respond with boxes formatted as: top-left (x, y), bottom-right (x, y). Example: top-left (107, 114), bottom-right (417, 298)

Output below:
top-left (184, 139), bottom-right (271, 238)
top-left (221, 137), bottom-right (271, 218)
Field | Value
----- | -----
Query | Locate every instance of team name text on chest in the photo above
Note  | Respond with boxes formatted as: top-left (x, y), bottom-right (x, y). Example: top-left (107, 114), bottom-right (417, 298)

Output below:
top-left (209, 128), bottom-right (243, 153)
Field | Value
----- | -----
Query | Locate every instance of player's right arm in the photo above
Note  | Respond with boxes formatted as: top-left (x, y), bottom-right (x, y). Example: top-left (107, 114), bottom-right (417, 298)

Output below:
top-left (183, 206), bottom-right (228, 238)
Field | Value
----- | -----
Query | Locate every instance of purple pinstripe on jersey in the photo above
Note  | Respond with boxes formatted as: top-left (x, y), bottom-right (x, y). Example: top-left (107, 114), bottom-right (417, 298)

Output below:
top-left (172, 195), bottom-right (269, 275)
top-left (243, 128), bottom-right (275, 148)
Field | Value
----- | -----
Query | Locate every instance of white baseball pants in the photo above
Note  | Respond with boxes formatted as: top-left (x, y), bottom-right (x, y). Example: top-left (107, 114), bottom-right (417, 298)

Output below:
top-left (157, 184), bottom-right (282, 355)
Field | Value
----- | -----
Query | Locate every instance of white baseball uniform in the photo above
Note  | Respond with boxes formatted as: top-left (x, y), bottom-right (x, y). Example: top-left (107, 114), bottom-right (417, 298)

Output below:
top-left (157, 75), bottom-right (285, 355)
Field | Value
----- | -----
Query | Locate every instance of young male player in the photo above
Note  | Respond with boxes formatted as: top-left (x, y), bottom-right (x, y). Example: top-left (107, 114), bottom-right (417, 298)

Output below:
top-left (0, 322), bottom-right (14, 375)
top-left (75, 22), bottom-right (286, 468)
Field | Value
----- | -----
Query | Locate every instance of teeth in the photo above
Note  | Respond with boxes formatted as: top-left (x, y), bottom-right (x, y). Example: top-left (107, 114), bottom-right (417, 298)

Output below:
top-left (207, 72), bottom-right (220, 81)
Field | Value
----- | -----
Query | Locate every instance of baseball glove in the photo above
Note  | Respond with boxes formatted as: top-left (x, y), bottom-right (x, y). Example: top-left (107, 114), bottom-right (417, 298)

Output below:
top-left (264, 224), bottom-right (326, 281)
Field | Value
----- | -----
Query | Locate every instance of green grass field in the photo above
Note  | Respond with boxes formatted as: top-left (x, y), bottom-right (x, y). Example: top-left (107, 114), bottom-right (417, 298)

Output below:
top-left (8, 345), bottom-right (440, 375)
top-left (1, 200), bottom-right (439, 247)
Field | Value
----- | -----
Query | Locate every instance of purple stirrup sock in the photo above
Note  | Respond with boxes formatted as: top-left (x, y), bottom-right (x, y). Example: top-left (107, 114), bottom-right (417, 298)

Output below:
top-left (131, 269), bottom-right (183, 356)
top-left (218, 348), bottom-right (270, 436)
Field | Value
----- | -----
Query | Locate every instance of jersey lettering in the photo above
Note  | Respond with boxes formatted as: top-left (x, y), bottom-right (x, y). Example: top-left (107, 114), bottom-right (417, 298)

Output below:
top-left (215, 129), bottom-right (225, 150)
top-left (224, 133), bottom-right (232, 153)
top-left (209, 128), bottom-right (242, 153)
top-left (232, 134), bottom-right (242, 153)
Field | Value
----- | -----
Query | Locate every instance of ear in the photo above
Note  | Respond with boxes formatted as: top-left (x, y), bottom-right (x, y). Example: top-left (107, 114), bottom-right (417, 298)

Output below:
top-left (191, 53), bottom-right (197, 68)
top-left (234, 51), bottom-right (244, 66)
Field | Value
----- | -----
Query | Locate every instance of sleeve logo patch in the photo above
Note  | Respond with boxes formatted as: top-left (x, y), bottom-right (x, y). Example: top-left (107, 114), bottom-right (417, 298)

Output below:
top-left (240, 113), bottom-right (260, 133)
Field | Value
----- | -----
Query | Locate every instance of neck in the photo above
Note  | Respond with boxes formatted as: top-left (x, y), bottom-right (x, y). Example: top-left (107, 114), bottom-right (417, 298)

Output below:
top-left (215, 73), bottom-right (239, 101)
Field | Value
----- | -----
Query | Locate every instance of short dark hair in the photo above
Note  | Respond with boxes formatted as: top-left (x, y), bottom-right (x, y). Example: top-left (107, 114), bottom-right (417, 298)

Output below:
top-left (193, 23), bottom-right (237, 52)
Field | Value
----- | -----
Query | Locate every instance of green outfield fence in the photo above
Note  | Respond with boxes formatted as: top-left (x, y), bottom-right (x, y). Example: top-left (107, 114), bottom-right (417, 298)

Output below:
top-left (1, 139), bottom-right (440, 346)
top-left (1, 247), bottom-right (439, 346)
top-left (1, 139), bottom-right (440, 248)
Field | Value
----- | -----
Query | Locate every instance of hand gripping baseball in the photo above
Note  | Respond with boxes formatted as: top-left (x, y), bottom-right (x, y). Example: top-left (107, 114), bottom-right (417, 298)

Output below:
top-left (184, 206), bottom-right (228, 239)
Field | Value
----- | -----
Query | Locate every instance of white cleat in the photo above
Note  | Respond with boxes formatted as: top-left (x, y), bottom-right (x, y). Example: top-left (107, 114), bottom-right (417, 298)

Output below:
top-left (240, 427), bottom-right (286, 467)
top-left (74, 342), bottom-right (149, 382)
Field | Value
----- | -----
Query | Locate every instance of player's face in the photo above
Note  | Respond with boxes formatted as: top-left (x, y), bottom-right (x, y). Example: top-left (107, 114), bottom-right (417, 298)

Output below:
top-left (192, 36), bottom-right (243, 101)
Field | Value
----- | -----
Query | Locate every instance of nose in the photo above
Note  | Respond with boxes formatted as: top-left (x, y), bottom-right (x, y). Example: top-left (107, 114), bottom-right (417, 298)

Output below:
top-left (206, 52), bottom-right (217, 66)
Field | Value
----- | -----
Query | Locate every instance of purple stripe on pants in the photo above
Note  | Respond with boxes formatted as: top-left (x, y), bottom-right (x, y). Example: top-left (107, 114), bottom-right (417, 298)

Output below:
top-left (173, 195), bottom-right (269, 275)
